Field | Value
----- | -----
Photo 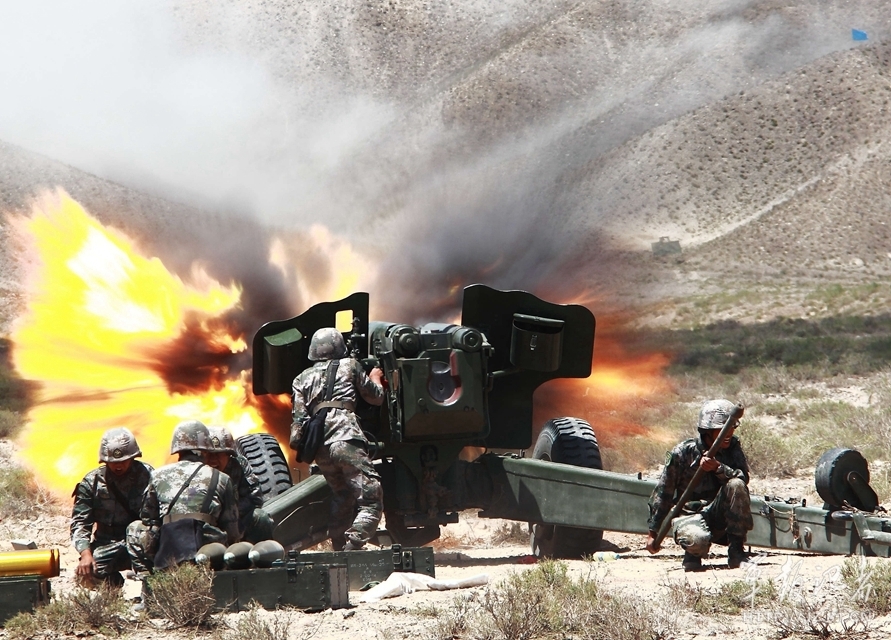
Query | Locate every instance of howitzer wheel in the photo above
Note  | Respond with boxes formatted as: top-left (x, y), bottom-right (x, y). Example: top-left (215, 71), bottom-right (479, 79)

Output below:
top-left (236, 433), bottom-right (293, 501)
top-left (815, 448), bottom-right (877, 511)
top-left (530, 417), bottom-right (604, 559)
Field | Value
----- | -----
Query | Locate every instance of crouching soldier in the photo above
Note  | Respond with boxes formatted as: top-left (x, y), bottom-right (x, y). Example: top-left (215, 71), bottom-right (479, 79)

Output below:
top-left (126, 420), bottom-right (238, 574)
top-left (71, 427), bottom-right (153, 587)
top-left (645, 399), bottom-right (754, 571)
top-left (204, 426), bottom-right (274, 542)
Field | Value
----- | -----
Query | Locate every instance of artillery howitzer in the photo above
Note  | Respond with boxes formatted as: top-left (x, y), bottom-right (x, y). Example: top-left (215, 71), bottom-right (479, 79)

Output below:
top-left (243, 285), bottom-right (891, 560)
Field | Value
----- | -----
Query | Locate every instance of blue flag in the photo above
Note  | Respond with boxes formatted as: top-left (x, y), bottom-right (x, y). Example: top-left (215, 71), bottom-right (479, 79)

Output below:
top-left (852, 29), bottom-right (868, 41)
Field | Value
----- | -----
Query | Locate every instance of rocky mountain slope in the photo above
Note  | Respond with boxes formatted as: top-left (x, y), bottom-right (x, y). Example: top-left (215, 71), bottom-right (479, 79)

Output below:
top-left (0, 1), bottom-right (889, 317)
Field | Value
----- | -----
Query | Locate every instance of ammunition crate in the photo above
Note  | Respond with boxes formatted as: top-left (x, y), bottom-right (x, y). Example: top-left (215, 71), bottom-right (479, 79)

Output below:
top-left (212, 563), bottom-right (348, 612)
top-left (296, 545), bottom-right (435, 591)
top-left (0, 575), bottom-right (50, 625)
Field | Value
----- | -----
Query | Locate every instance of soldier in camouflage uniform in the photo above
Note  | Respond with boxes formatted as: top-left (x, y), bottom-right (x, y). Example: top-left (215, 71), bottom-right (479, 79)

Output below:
top-left (204, 426), bottom-right (275, 542)
top-left (289, 327), bottom-right (385, 551)
top-left (70, 428), bottom-right (153, 587)
top-left (126, 420), bottom-right (238, 573)
top-left (645, 399), bottom-right (753, 571)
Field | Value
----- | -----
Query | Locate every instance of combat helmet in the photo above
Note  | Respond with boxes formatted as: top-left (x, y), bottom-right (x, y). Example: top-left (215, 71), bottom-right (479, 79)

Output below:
top-left (99, 427), bottom-right (142, 463)
top-left (308, 327), bottom-right (348, 361)
top-left (170, 419), bottom-right (211, 454)
top-left (207, 426), bottom-right (237, 453)
top-left (697, 399), bottom-right (740, 432)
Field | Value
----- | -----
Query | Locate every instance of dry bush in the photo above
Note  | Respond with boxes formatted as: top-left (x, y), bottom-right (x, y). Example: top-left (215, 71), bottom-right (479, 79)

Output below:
top-left (0, 465), bottom-right (58, 521)
top-left (667, 578), bottom-right (777, 615)
top-left (842, 556), bottom-right (891, 614)
top-left (427, 560), bottom-right (674, 640)
top-left (4, 582), bottom-right (130, 639)
top-left (768, 594), bottom-right (873, 638)
top-left (490, 521), bottom-right (527, 546)
top-left (146, 561), bottom-right (217, 628)
top-left (217, 603), bottom-right (294, 640)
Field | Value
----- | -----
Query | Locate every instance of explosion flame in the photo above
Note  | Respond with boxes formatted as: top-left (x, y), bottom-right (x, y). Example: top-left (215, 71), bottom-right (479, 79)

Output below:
top-left (8, 191), bottom-right (673, 498)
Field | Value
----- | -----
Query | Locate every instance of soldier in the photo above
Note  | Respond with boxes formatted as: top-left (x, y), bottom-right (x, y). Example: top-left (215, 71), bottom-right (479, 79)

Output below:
top-left (126, 420), bottom-right (238, 573)
top-left (70, 427), bottom-right (153, 587)
top-left (204, 426), bottom-right (275, 542)
top-left (289, 327), bottom-right (385, 551)
top-left (645, 399), bottom-right (754, 571)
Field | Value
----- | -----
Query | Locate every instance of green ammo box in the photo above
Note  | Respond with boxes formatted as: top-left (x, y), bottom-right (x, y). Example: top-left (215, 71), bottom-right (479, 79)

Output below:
top-left (0, 575), bottom-right (51, 625)
top-left (296, 545), bottom-right (435, 591)
top-left (212, 562), bottom-right (349, 612)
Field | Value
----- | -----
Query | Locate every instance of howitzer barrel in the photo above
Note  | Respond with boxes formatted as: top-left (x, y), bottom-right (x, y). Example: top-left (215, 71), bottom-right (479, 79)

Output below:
top-left (0, 548), bottom-right (60, 578)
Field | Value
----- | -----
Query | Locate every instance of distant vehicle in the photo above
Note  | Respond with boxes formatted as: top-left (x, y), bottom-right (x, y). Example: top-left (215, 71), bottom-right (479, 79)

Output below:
top-left (651, 237), bottom-right (681, 256)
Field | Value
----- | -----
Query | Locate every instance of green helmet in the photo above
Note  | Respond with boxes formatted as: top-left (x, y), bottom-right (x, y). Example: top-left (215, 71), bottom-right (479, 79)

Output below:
top-left (99, 427), bottom-right (141, 463)
top-left (308, 327), bottom-right (348, 361)
top-left (170, 419), bottom-right (211, 454)
top-left (697, 399), bottom-right (740, 431)
top-left (207, 426), bottom-right (237, 453)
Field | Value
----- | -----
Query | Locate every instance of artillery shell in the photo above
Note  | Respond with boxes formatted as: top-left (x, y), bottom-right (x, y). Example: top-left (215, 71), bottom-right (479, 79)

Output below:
top-left (223, 542), bottom-right (254, 570)
top-left (248, 539), bottom-right (285, 568)
top-left (195, 542), bottom-right (227, 570)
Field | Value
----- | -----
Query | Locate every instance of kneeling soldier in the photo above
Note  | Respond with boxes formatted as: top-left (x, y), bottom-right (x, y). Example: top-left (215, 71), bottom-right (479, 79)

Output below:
top-left (71, 427), bottom-right (153, 587)
top-left (126, 420), bottom-right (237, 573)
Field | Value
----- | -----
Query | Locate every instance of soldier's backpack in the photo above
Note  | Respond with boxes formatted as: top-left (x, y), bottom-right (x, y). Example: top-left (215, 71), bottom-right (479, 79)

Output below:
top-left (154, 464), bottom-right (220, 569)
top-left (295, 360), bottom-right (339, 464)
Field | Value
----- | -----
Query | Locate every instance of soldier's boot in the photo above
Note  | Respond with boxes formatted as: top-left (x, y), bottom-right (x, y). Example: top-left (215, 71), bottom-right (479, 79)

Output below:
top-left (343, 534), bottom-right (365, 552)
top-left (682, 552), bottom-right (703, 572)
top-left (727, 535), bottom-right (749, 569)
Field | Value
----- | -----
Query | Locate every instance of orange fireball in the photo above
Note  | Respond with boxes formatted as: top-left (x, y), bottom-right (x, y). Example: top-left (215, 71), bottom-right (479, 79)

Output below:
top-left (8, 191), bottom-right (265, 496)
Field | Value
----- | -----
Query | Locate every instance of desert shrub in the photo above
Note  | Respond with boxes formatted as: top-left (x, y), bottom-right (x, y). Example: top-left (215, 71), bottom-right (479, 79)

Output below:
top-left (490, 521), bottom-right (528, 546)
top-left (668, 578), bottom-right (777, 615)
top-left (0, 465), bottom-right (57, 520)
top-left (4, 582), bottom-right (130, 639)
top-left (842, 556), bottom-right (891, 614)
top-left (0, 409), bottom-right (24, 438)
top-left (738, 419), bottom-right (799, 477)
top-left (767, 593), bottom-right (873, 637)
top-left (146, 562), bottom-right (217, 628)
top-left (426, 560), bottom-right (674, 640)
top-left (218, 604), bottom-right (294, 640)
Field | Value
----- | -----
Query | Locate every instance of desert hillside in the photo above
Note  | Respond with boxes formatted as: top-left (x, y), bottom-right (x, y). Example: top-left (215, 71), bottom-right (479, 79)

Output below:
top-left (0, 1), bottom-right (888, 320)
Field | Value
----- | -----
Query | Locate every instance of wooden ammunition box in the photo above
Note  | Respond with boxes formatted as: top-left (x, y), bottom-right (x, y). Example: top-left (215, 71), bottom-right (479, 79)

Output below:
top-left (296, 545), bottom-right (435, 591)
top-left (0, 575), bottom-right (50, 625)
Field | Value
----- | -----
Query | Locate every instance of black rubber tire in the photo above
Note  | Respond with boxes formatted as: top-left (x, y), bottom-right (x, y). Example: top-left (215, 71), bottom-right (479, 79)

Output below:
top-left (236, 433), bottom-right (293, 501)
top-left (815, 447), bottom-right (875, 510)
top-left (530, 417), bottom-right (604, 559)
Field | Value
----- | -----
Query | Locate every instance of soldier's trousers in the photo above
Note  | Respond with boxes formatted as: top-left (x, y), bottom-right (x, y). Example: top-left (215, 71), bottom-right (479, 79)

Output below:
top-left (315, 440), bottom-right (382, 549)
top-left (89, 538), bottom-right (132, 582)
top-left (673, 478), bottom-right (753, 558)
top-left (125, 521), bottom-right (159, 575)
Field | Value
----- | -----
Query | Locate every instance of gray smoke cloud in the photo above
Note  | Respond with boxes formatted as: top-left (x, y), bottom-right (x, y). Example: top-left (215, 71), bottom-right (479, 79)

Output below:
top-left (1, 0), bottom-right (888, 321)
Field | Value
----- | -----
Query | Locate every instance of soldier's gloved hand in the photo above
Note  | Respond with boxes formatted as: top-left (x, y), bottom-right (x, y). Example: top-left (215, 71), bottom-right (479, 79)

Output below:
top-left (76, 549), bottom-right (97, 576)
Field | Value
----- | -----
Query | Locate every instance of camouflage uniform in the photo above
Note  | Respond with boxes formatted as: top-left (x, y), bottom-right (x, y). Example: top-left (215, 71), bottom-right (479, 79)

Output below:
top-left (223, 453), bottom-right (274, 542)
top-left (70, 460), bottom-right (153, 582)
top-left (290, 328), bottom-right (385, 550)
top-left (648, 401), bottom-right (753, 564)
top-left (126, 420), bottom-right (239, 573)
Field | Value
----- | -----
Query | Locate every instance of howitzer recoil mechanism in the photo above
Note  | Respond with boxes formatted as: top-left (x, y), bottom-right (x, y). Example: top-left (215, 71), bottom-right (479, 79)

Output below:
top-left (246, 285), bottom-right (891, 559)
